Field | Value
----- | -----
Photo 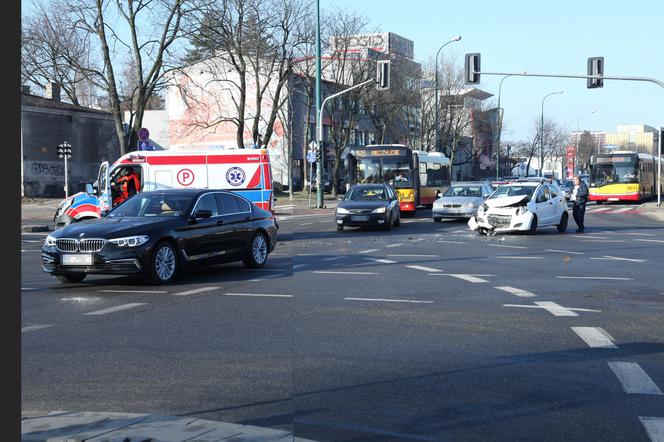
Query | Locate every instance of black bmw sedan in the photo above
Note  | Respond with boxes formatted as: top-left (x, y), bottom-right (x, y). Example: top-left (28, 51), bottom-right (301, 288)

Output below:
top-left (42, 189), bottom-right (278, 284)
top-left (335, 183), bottom-right (401, 231)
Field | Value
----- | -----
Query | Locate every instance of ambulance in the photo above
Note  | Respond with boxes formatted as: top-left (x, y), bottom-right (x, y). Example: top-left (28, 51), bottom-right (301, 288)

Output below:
top-left (54, 148), bottom-right (275, 226)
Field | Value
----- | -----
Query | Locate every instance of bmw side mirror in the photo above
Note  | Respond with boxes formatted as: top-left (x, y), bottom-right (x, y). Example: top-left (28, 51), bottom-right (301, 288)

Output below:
top-left (85, 183), bottom-right (94, 195)
top-left (192, 209), bottom-right (212, 219)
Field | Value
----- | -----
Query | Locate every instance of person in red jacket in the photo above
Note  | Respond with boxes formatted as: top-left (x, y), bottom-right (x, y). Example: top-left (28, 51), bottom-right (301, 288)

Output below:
top-left (112, 168), bottom-right (141, 206)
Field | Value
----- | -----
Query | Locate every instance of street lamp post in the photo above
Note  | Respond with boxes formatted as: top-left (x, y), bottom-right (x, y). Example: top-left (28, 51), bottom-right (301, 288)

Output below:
top-left (434, 35), bottom-right (461, 153)
top-left (495, 71), bottom-right (525, 179)
top-left (574, 109), bottom-right (597, 176)
top-left (540, 90), bottom-right (564, 177)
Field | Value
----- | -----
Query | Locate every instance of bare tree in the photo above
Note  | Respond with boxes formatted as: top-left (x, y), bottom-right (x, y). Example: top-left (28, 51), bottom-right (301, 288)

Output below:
top-left (54, 0), bottom-right (190, 155)
top-left (520, 117), bottom-right (568, 176)
top-left (182, 0), bottom-right (310, 149)
top-left (21, 3), bottom-right (95, 105)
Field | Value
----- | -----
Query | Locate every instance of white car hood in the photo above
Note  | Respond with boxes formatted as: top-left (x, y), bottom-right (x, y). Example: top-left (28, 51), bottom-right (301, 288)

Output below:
top-left (485, 195), bottom-right (529, 208)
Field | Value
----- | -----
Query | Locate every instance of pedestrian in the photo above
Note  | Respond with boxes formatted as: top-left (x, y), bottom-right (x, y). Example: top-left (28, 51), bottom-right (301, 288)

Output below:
top-left (571, 175), bottom-right (589, 233)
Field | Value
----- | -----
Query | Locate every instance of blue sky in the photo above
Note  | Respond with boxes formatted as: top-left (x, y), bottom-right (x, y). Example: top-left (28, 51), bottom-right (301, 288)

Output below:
top-left (329, 0), bottom-right (664, 141)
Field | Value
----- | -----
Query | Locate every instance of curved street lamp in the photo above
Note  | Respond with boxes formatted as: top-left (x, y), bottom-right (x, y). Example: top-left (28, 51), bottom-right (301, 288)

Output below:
top-left (434, 35), bottom-right (461, 153)
top-left (495, 70), bottom-right (526, 179)
top-left (540, 90), bottom-right (564, 177)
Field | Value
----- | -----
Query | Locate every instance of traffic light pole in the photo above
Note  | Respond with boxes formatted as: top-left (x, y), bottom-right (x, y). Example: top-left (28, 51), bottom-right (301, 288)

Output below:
top-left (473, 71), bottom-right (664, 88)
top-left (315, 0), bottom-right (323, 208)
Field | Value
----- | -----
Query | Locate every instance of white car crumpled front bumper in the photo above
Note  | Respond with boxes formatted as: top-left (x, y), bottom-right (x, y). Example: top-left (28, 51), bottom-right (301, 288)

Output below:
top-left (468, 207), bottom-right (535, 233)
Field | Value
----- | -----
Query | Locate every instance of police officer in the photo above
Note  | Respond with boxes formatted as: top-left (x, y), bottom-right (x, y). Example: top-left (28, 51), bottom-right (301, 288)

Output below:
top-left (571, 175), bottom-right (589, 233)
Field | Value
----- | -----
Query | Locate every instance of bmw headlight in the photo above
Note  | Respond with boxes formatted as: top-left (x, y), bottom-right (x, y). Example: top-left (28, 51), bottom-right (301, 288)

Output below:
top-left (336, 207), bottom-right (350, 215)
top-left (45, 235), bottom-right (57, 247)
top-left (109, 235), bottom-right (149, 247)
top-left (372, 207), bottom-right (387, 214)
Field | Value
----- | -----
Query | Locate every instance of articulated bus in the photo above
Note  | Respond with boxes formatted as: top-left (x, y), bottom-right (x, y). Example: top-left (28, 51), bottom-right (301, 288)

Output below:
top-left (588, 150), bottom-right (662, 203)
top-left (346, 144), bottom-right (451, 215)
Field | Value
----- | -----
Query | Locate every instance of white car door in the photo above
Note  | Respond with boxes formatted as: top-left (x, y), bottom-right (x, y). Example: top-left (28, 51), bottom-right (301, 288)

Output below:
top-left (532, 185), bottom-right (554, 225)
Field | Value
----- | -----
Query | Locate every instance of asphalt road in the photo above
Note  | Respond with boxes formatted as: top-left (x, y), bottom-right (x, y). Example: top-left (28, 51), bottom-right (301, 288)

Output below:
top-left (21, 203), bottom-right (664, 441)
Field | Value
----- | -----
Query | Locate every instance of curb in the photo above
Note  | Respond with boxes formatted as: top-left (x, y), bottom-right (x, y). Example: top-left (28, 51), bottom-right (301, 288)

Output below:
top-left (22, 410), bottom-right (317, 442)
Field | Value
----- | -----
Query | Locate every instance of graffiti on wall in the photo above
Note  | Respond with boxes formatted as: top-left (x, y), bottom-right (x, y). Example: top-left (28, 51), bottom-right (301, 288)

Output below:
top-left (26, 161), bottom-right (66, 179)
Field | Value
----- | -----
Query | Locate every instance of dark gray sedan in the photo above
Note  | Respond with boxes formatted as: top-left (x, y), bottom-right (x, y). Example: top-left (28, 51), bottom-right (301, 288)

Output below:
top-left (335, 183), bottom-right (401, 231)
top-left (432, 181), bottom-right (493, 222)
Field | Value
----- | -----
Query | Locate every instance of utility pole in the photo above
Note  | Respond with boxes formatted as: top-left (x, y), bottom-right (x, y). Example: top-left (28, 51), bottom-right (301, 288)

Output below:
top-left (658, 127), bottom-right (662, 207)
top-left (315, 0), bottom-right (323, 208)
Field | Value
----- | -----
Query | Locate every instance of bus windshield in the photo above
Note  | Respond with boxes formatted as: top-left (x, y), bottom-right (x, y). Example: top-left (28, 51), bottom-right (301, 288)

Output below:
top-left (591, 159), bottom-right (638, 186)
top-left (356, 158), bottom-right (413, 188)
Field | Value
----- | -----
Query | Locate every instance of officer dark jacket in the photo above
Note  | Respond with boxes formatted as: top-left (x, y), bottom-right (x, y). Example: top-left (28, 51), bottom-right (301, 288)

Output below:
top-left (574, 181), bottom-right (589, 205)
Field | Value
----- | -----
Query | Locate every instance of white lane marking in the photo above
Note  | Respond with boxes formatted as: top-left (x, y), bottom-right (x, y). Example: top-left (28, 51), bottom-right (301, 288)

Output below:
top-left (22, 324), bottom-right (53, 333)
top-left (488, 244), bottom-right (527, 249)
top-left (323, 256), bottom-right (345, 261)
top-left (385, 243), bottom-right (403, 248)
top-left (432, 274), bottom-right (491, 283)
top-left (637, 239), bottom-right (664, 244)
top-left (21, 249), bottom-right (41, 252)
top-left (297, 253), bottom-right (316, 256)
top-left (495, 256), bottom-right (544, 259)
top-left (292, 264), bottom-right (308, 269)
top-left (436, 240), bottom-right (466, 244)
top-left (557, 276), bottom-right (633, 281)
top-left (100, 290), bottom-right (167, 294)
top-left (580, 240), bottom-right (625, 243)
top-left (608, 362), bottom-right (663, 395)
top-left (84, 303), bottom-right (147, 316)
top-left (300, 222), bottom-right (315, 226)
top-left (504, 301), bottom-right (601, 317)
top-left (590, 255), bottom-right (647, 263)
top-left (171, 287), bottom-right (219, 296)
top-left (314, 271), bottom-right (378, 275)
top-left (22, 239), bottom-right (43, 243)
top-left (406, 265), bottom-right (443, 273)
top-left (452, 230), bottom-right (466, 233)
top-left (275, 204), bottom-right (295, 209)
top-left (640, 417), bottom-right (664, 442)
top-left (494, 286), bottom-right (536, 298)
top-left (588, 207), bottom-right (612, 213)
top-left (21, 288), bottom-right (40, 291)
top-left (344, 297), bottom-right (433, 304)
top-left (358, 249), bottom-right (379, 254)
top-left (224, 293), bottom-right (293, 298)
top-left (388, 254), bottom-right (438, 258)
top-left (575, 235), bottom-right (610, 239)
top-left (626, 232), bottom-right (655, 237)
top-left (546, 249), bottom-right (585, 255)
top-left (365, 257), bottom-right (397, 264)
top-left (248, 274), bottom-right (283, 282)
top-left (571, 327), bottom-right (618, 348)
top-left (62, 297), bottom-right (101, 302)
top-left (612, 207), bottom-right (633, 214)
top-left (21, 232), bottom-right (50, 236)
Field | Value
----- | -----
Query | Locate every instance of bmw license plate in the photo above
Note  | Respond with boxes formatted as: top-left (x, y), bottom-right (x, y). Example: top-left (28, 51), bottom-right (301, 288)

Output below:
top-left (61, 254), bottom-right (93, 266)
top-left (351, 215), bottom-right (370, 222)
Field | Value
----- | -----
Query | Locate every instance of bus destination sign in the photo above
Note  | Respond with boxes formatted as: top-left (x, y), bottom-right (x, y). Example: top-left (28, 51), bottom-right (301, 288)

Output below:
top-left (596, 156), bottom-right (635, 163)
top-left (354, 149), bottom-right (406, 157)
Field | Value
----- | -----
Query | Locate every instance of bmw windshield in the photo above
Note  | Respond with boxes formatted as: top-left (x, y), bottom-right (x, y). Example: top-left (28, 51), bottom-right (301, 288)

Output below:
top-left (107, 193), bottom-right (193, 217)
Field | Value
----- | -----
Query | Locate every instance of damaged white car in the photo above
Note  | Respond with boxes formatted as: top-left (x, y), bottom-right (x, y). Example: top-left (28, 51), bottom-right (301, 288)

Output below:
top-left (468, 180), bottom-right (568, 235)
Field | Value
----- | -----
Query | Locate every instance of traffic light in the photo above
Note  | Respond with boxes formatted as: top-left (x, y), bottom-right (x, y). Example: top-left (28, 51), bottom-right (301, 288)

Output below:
top-left (587, 57), bottom-right (604, 88)
top-left (376, 59), bottom-right (390, 90)
top-left (57, 142), bottom-right (72, 159)
top-left (465, 53), bottom-right (481, 84)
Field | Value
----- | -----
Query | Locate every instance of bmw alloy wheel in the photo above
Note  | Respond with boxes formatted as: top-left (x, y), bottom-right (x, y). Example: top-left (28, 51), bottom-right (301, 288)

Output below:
top-left (252, 234), bottom-right (268, 265)
top-left (155, 245), bottom-right (176, 281)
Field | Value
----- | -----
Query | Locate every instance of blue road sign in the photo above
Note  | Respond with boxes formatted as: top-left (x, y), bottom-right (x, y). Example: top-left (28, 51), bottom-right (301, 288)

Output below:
top-left (306, 151), bottom-right (316, 163)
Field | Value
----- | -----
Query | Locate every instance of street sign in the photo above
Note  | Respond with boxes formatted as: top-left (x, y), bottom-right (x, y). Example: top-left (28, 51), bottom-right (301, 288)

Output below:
top-left (308, 141), bottom-right (318, 151)
top-left (138, 127), bottom-right (150, 141)
top-left (306, 151), bottom-right (316, 163)
top-left (520, 163), bottom-right (525, 171)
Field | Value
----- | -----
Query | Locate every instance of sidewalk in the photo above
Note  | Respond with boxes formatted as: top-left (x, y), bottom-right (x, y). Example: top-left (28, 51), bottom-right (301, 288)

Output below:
top-left (22, 410), bottom-right (316, 442)
top-left (21, 198), bottom-right (60, 232)
top-left (638, 201), bottom-right (664, 222)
